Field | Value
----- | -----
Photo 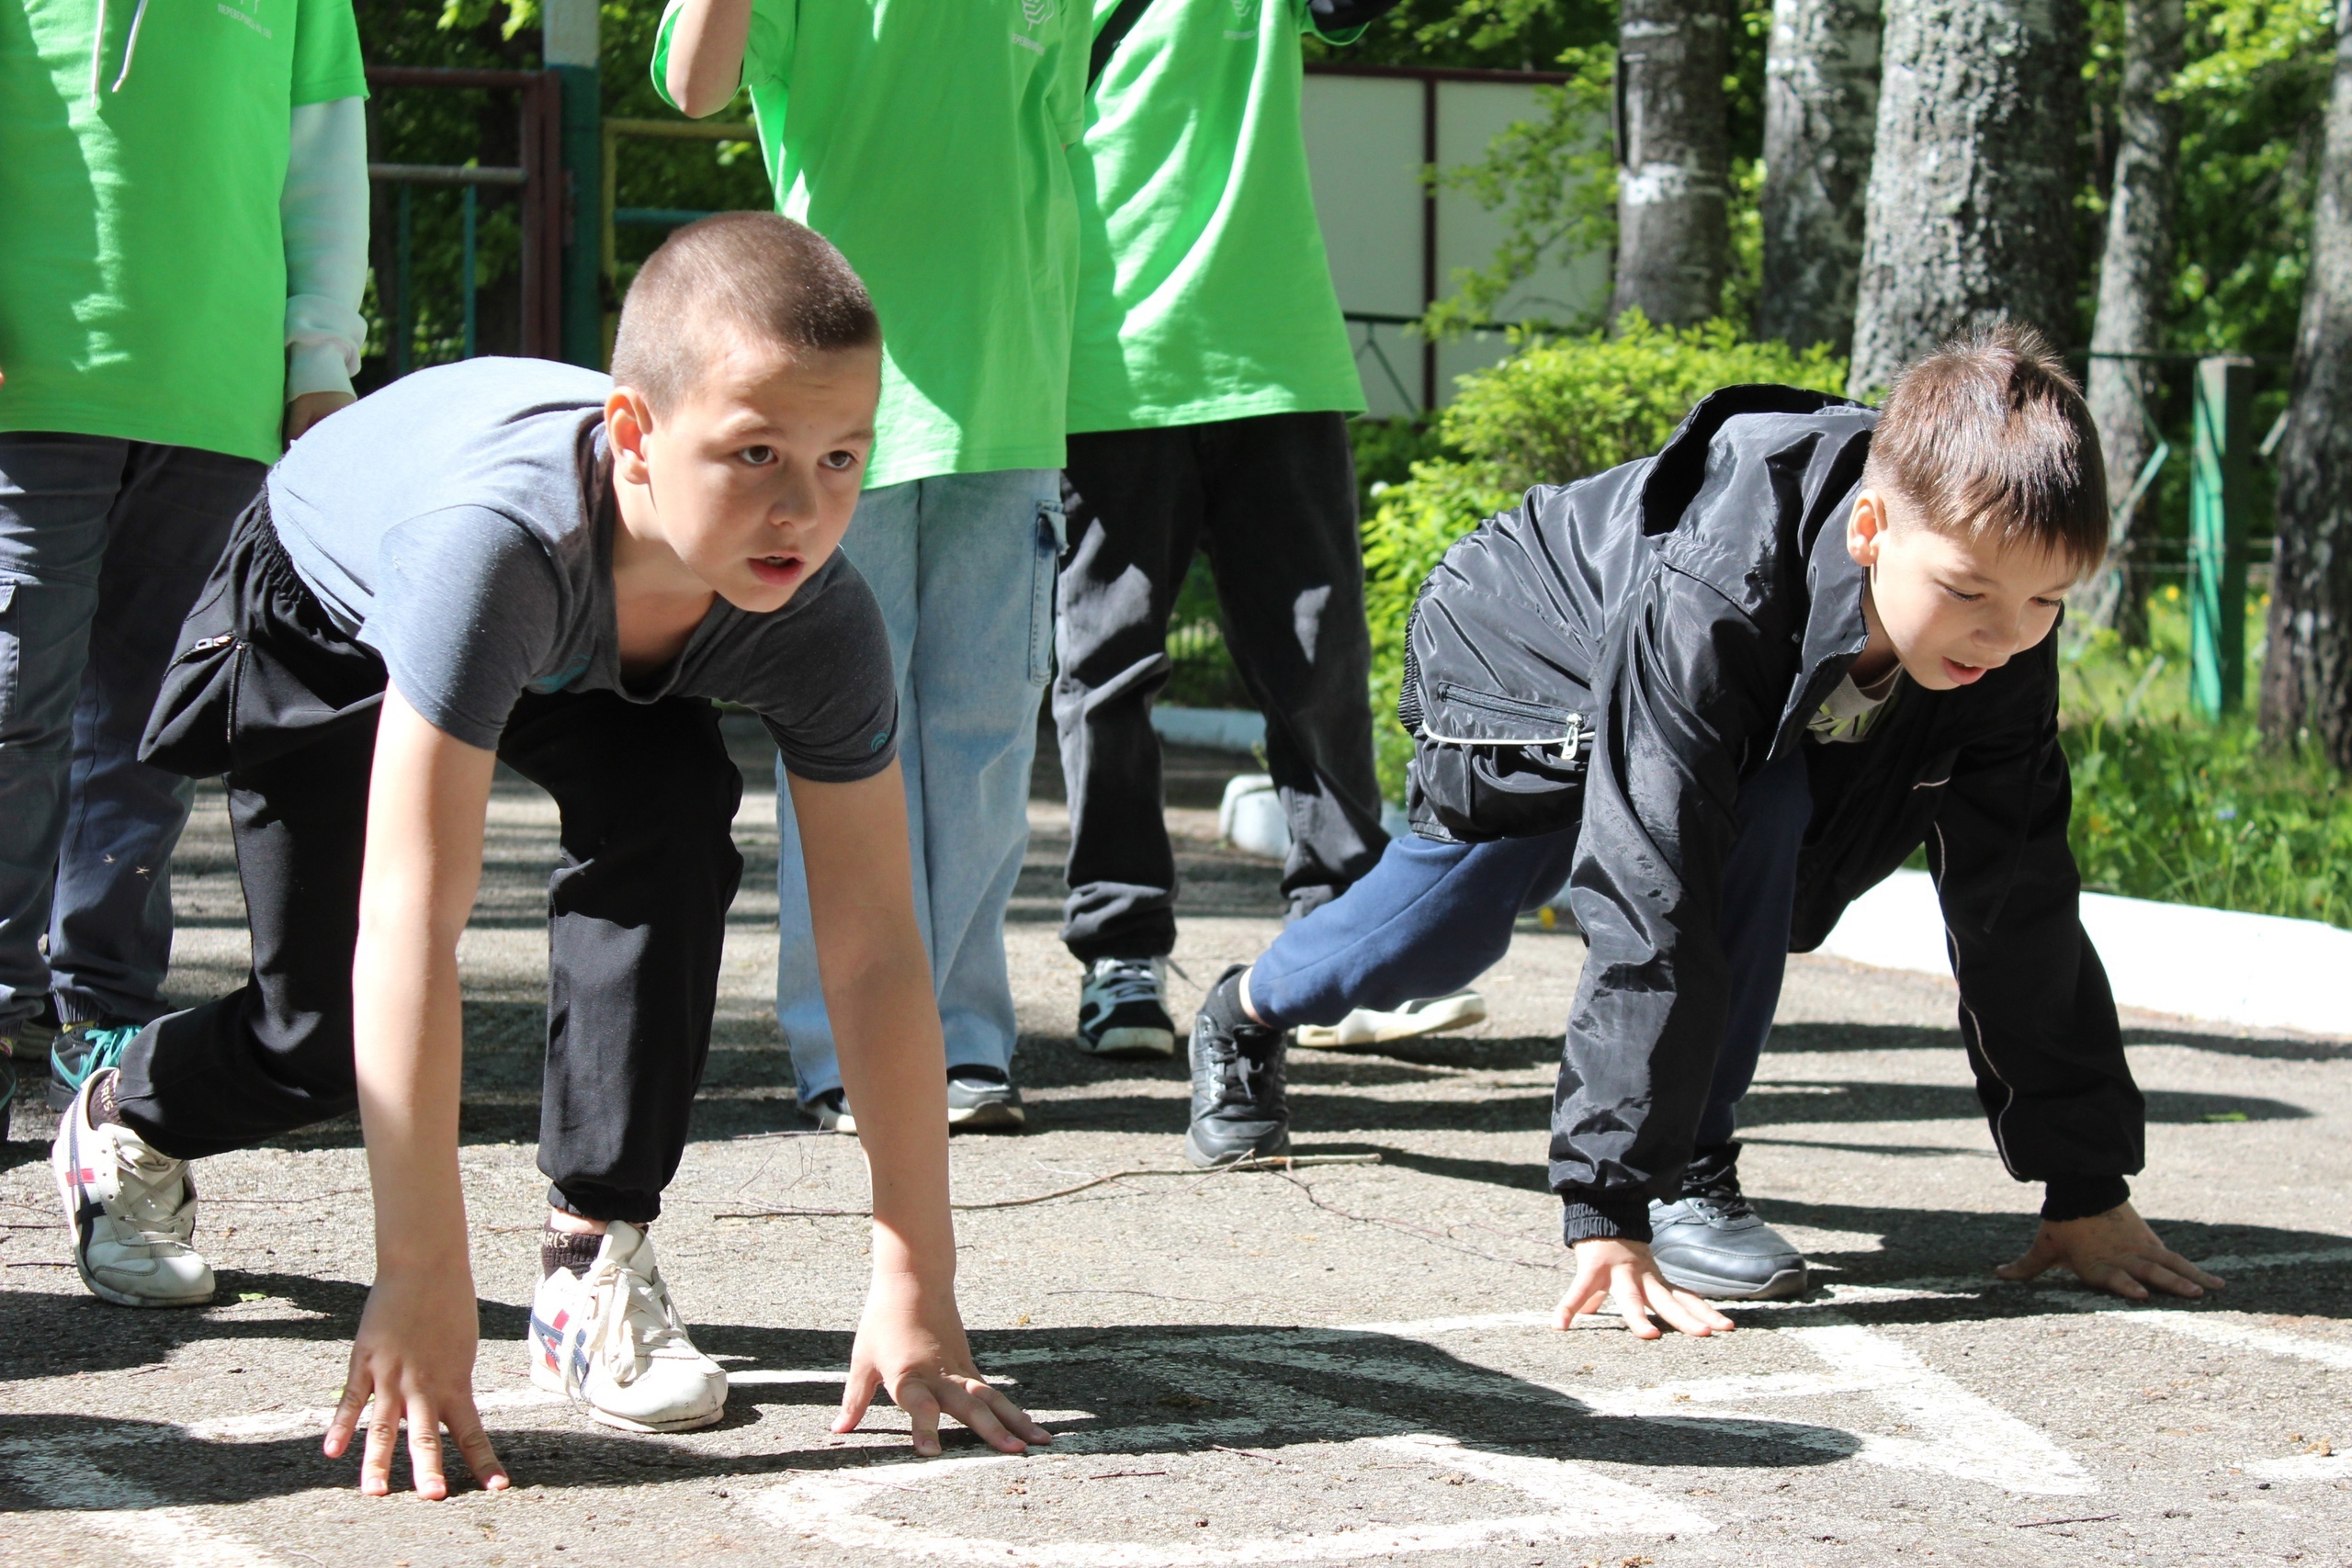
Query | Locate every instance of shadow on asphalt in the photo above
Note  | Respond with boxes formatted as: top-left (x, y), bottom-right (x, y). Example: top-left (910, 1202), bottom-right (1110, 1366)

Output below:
top-left (0, 1316), bottom-right (1871, 1508)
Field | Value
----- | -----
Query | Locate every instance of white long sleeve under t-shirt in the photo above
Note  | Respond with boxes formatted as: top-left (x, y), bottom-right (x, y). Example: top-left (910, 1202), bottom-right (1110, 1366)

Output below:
top-left (283, 96), bottom-right (369, 402)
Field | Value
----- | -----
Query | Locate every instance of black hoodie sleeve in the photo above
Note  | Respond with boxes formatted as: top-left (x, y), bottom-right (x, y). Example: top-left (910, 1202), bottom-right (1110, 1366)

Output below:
top-left (1926, 645), bottom-right (2143, 1218)
top-left (1548, 560), bottom-right (1785, 1243)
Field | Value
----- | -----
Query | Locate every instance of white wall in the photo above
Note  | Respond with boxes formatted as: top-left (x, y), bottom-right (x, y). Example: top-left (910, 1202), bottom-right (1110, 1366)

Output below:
top-left (1301, 68), bottom-right (1611, 418)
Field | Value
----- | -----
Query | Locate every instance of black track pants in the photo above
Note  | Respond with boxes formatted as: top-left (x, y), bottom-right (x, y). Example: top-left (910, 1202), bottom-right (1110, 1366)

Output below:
top-left (1053, 412), bottom-right (1385, 961)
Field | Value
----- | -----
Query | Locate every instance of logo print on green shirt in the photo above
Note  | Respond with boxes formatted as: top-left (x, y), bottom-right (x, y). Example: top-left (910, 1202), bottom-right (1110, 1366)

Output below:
top-left (1022, 0), bottom-right (1056, 26)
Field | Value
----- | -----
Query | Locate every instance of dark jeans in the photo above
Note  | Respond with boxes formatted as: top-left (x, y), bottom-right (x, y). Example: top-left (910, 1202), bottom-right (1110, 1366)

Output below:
top-left (0, 434), bottom-right (263, 1032)
top-left (1248, 748), bottom-right (1814, 1156)
top-left (114, 509), bottom-right (743, 1223)
top-left (1055, 412), bottom-right (1385, 961)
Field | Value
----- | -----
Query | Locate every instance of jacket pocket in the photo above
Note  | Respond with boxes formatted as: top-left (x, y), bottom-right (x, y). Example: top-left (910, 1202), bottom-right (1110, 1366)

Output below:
top-left (139, 628), bottom-right (244, 780)
top-left (0, 581), bottom-right (18, 736)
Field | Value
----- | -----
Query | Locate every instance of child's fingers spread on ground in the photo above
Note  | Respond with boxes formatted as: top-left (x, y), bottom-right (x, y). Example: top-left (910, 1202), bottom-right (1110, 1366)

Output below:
top-left (975, 1382), bottom-right (1051, 1443)
top-left (405, 1411), bottom-right (449, 1502)
top-left (1608, 1270), bottom-right (1662, 1339)
top-left (447, 1406), bottom-right (509, 1491)
top-left (937, 1382), bottom-right (1023, 1454)
top-left (834, 1368), bottom-right (880, 1434)
top-left (896, 1380), bottom-right (945, 1458)
top-left (359, 1402), bottom-right (399, 1496)
top-left (323, 1377), bottom-right (371, 1457)
top-left (2133, 1258), bottom-right (2203, 1298)
top-left (1643, 1277), bottom-right (1724, 1337)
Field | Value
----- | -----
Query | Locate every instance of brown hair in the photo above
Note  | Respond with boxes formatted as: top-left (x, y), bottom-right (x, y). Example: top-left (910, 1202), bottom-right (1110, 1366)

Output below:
top-left (609, 211), bottom-right (879, 413)
top-left (1862, 320), bottom-right (2109, 570)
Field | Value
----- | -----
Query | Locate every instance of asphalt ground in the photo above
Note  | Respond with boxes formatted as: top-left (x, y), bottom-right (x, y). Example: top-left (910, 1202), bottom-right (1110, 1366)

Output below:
top-left (4, 716), bottom-right (2348, 1567)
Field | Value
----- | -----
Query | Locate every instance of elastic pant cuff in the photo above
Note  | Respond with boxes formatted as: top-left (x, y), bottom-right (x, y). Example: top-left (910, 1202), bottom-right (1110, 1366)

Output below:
top-left (547, 1184), bottom-right (660, 1226)
top-left (1561, 1193), bottom-right (1654, 1246)
top-left (2041, 1175), bottom-right (2131, 1223)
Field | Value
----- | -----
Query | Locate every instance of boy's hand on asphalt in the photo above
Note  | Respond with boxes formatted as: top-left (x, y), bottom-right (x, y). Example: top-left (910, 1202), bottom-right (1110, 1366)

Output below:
top-left (837, 1269), bottom-right (1052, 1458)
top-left (324, 1267), bottom-right (509, 1499)
top-left (1995, 1201), bottom-right (2225, 1302)
top-left (285, 389), bottom-right (356, 442)
top-left (1556, 1236), bottom-right (1737, 1339)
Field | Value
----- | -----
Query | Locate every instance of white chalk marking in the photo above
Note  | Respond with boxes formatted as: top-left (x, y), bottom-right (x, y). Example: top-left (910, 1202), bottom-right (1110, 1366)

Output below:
top-left (753, 1432), bottom-right (1712, 1565)
top-left (180, 1385), bottom-right (568, 1442)
top-left (4, 1440), bottom-right (288, 1568)
top-left (2051, 1292), bottom-right (2352, 1373)
top-left (2245, 1451), bottom-right (2352, 1483)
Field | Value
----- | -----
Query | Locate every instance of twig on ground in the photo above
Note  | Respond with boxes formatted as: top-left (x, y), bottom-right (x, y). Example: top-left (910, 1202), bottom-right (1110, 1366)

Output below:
top-left (714, 1154), bottom-right (1381, 1219)
top-left (1086, 1470), bottom-right (1169, 1480)
top-left (1211, 1444), bottom-right (1282, 1462)
top-left (2013, 1515), bottom-right (2120, 1529)
top-left (1275, 1169), bottom-right (1556, 1272)
top-left (1044, 1287), bottom-right (1226, 1303)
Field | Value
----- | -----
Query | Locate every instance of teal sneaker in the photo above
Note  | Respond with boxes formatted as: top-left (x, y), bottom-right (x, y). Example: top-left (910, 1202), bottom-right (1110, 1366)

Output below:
top-left (49, 1021), bottom-right (141, 1115)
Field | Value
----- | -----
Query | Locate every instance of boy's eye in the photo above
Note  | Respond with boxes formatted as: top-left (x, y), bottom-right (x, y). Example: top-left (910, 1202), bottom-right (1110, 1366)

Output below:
top-left (820, 449), bottom-right (859, 471)
top-left (2032, 596), bottom-right (2065, 610)
top-left (740, 445), bottom-right (777, 467)
top-left (1941, 585), bottom-right (1984, 604)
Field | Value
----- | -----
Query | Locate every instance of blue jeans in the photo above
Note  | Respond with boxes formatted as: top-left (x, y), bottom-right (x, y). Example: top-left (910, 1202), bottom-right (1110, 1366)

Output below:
top-left (1249, 748), bottom-right (1813, 1151)
top-left (775, 469), bottom-right (1064, 1101)
top-left (0, 434), bottom-right (263, 1033)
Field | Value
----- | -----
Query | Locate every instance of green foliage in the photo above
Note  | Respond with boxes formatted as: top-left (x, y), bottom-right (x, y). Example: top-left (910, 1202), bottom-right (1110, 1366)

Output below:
top-left (2059, 588), bottom-right (2352, 927)
top-left (1358, 315), bottom-right (1848, 795)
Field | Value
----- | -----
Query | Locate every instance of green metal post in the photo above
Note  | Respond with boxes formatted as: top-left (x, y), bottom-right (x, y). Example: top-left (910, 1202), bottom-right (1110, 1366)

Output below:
top-left (546, 0), bottom-right (604, 367)
top-left (2188, 355), bottom-right (2253, 718)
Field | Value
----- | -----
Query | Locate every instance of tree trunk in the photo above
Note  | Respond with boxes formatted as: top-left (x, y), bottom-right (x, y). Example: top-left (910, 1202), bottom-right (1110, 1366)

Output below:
top-left (2259, 18), bottom-right (2352, 765)
top-left (1846, 0), bottom-right (2088, 399)
top-left (1757, 0), bottom-right (1882, 355)
top-left (2082, 0), bottom-right (2186, 646)
top-left (1611, 0), bottom-right (1732, 330)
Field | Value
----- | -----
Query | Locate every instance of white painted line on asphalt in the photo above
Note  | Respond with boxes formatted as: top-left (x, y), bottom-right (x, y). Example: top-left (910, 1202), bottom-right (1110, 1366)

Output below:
top-left (3, 1439), bottom-right (288, 1568)
top-left (2051, 1292), bottom-right (2352, 1372)
top-left (2245, 1450), bottom-right (2352, 1483)
top-left (752, 1432), bottom-right (1713, 1565)
top-left (2196, 1246), bottom-right (2352, 1274)
top-left (181, 1385), bottom-right (569, 1442)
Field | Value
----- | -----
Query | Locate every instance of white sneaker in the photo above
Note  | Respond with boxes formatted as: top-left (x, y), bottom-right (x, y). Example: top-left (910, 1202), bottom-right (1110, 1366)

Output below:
top-left (1293, 988), bottom-right (1488, 1049)
top-left (51, 1072), bottom-right (215, 1308)
top-left (527, 1222), bottom-right (727, 1433)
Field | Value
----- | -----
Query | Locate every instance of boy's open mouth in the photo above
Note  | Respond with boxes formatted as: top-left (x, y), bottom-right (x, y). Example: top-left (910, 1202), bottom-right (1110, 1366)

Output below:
top-left (1941, 657), bottom-right (1988, 685)
top-left (749, 553), bottom-right (806, 588)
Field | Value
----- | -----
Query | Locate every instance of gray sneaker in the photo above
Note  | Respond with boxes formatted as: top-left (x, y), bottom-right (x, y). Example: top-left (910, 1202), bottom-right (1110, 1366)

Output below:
top-left (945, 1066), bottom-right (1025, 1133)
top-left (804, 1089), bottom-right (856, 1135)
top-left (1646, 1184), bottom-right (1809, 1301)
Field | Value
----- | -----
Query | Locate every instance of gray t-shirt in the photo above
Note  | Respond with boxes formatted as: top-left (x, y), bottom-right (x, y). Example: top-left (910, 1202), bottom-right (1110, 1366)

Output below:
top-left (267, 357), bottom-right (897, 780)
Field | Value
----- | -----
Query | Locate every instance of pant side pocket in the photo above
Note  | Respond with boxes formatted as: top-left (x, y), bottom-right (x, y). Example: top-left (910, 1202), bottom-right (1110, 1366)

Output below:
top-left (1029, 501), bottom-right (1068, 686)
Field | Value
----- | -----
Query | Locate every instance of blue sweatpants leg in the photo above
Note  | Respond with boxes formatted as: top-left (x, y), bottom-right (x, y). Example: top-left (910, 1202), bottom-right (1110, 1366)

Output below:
top-left (1245, 829), bottom-right (1579, 1028)
top-left (1691, 748), bottom-right (1814, 1151)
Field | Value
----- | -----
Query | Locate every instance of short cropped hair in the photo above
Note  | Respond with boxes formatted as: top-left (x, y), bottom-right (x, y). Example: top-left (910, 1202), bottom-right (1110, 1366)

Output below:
top-left (1863, 320), bottom-right (2109, 570)
top-left (609, 211), bottom-right (879, 413)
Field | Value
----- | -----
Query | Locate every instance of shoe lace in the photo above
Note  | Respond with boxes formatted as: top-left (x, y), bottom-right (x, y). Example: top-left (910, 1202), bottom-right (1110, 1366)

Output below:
top-left (1089, 958), bottom-right (1162, 1009)
top-left (52, 1023), bottom-right (138, 1096)
top-left (1200, 1029), bottom-right (1271, 1111)
top-left (108, 1136), bottom-right (198, 1247)
top-left (1679, 1179), bottom-right (1756, 1223)
top-left (581, 1247), bottom-right (696, 1387)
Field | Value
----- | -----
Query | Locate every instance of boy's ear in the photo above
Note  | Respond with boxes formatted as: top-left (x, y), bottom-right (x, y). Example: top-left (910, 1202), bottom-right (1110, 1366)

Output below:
top-left (606, 388), bottom-right (655, 487)
top-left (1847, 490), bottom-right (1890, 569)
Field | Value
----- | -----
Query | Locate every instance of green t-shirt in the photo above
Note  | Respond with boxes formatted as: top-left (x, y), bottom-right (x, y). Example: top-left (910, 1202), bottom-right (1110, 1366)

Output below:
top-left (1067, 0), bottom-right (1365, 434)
top-left (0, 0), bottom-right (368, 465)
top-left (652, 1), bottom-right (1086, 490)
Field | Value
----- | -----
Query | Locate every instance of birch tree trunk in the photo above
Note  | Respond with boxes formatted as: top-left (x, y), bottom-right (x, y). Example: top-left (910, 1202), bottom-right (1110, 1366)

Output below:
top-left (1846, 0), bottom-right (2088, 399)
top-left (2082, 0), bottom-right (2187, 644)
top-left (1758, 0), bottom-right (1882, 355)
top-left (1611, 0), bottom-right (1733, 330)
top-left (2259, 18), bottom-right (2352, 764)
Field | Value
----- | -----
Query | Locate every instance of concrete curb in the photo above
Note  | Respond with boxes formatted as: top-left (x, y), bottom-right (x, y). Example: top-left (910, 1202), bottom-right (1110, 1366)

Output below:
top-left (1818, 869), bottom-right (2352, 1036)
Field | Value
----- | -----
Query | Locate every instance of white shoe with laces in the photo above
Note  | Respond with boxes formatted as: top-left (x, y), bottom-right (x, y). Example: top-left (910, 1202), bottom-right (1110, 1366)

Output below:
top-left (528, 1221), bottom-right (728, 1433)
top-left (1293, 987), bottom-right (1488, 1048)
top-left (50, 1071), bottom-right (215, 1308)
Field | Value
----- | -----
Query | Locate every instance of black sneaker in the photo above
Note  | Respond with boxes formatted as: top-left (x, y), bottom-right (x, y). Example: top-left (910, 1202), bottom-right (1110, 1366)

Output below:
top-left (49, 1021), bottom-right (141, 1115)
top-left (1646, 1156), bottom-right (1807, 1301)
top-left (1183, 965), bottom-right (1290, 1168)
top-left (1076, 957), bottom-right (1177, 1059)
top-left (946, 1065), bottom-right (1025, 1133)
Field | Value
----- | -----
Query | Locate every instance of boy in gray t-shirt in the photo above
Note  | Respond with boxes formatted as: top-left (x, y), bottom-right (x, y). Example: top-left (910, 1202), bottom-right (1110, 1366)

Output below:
top-left (51, 215), bottom-right (1050, 1495)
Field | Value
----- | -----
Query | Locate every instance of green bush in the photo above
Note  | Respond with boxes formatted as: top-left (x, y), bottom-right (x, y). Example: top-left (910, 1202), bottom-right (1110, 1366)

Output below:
top-left (1360, 314), bottom-right (1848, 795)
